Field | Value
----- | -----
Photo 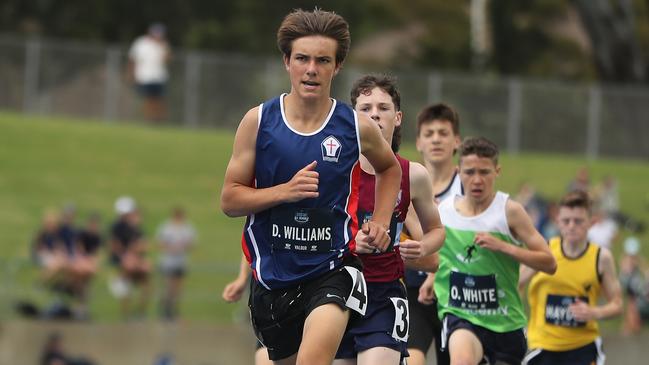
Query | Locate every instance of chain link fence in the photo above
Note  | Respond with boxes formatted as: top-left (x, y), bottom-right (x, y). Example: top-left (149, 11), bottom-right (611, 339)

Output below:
top-left (2, 35), bottom-right (648, 160)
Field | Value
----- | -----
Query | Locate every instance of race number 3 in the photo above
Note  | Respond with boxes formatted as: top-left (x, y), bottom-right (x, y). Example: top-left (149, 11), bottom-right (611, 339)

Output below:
top-left (390, 297), bottom-right (409, 342)
top-left (344, 266), bottom-right (367, 315)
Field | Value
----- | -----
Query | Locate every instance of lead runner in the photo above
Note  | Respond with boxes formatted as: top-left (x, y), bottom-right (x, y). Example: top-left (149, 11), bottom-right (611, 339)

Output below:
top-left (220, 9), bottom-right (402, 365)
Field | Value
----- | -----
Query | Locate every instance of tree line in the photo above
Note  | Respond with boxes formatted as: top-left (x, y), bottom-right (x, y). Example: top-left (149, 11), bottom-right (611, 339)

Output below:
top-left (1, 0), bottom-right (648, 83)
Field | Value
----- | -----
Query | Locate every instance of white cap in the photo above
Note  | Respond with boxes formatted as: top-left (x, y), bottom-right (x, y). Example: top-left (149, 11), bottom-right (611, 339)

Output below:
top-left (624, 236), bottom-right (641, 255)
top-left (114, 196), bottom-right (136, 215)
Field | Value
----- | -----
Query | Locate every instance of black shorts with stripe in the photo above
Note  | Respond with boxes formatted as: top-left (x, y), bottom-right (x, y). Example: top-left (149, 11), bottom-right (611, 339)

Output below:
top-left (248, 256), bottom-right (362, 361)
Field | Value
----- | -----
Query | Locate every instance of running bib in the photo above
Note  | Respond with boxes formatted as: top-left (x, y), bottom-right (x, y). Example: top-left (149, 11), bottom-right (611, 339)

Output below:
top-left (270, 207), bottom-right (333, 253)
top-left (344, 266), bottom-right (367, 315)
top-left (449, 271), bottom-right (499, 310)
top-left (545, 294), bottom-right (588, 327)
top-left (390, 297), bottom-right (409, 342)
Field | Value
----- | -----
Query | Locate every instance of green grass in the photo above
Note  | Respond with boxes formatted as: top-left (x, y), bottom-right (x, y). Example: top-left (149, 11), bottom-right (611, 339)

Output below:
top-left (1, 112), bottom-right (647, 323)
top-left (0, 113), bottom-right (245, 322)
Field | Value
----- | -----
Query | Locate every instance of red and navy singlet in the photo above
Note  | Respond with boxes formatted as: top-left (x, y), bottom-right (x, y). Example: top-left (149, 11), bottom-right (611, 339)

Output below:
top-left (356, 155), bottom-right (410, 282)
top-left (242, 94), bottom-right (361, 290)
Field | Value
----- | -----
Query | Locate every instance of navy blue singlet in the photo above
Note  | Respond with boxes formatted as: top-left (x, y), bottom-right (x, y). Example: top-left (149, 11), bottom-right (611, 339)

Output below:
top-left (242, 94), bottom-right (361, 290)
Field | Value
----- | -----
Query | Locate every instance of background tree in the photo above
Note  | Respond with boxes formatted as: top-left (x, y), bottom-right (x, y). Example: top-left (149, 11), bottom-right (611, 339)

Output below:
top-left (573, 0), bottom-right (647, 82)
top-left (1, 0), bottom-right (648, 83)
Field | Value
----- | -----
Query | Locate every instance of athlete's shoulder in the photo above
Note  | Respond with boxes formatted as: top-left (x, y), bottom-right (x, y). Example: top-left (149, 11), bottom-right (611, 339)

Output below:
top-left (408, 161), bottom-right (431, 187)
top-left (259, 95), bottom-right (283, 114)
top-left (238, 105), bottom-right (261, 129)
top-left (596, 245), bottom-right (614, 265)
top-left (504, 194), bottom-right (526, 215)
top-left (504, 196), bottom-right (535, 233)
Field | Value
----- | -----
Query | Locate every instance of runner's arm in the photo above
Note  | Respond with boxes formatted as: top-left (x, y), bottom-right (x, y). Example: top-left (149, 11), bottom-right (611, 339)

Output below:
top-left (221, 107), bottom-right (320, 216)
top-left (505, 200), bottom-right (556, 274)
top-left (409, 162), bottom-right (445, 256)
top-left (518, 264), bottom-right (538, 294)
top-left (358, 113), bottom-right (401, 251)
top-left (593, 248), bottom-right (623, 319)
top-left (475, 199), bottom-right (556, 274)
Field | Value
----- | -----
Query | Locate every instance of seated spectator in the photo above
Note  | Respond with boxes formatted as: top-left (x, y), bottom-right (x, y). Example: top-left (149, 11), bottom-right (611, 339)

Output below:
top-left (56, 203), bottom-right (93, 318)
top-left (66, 212), bottom-right (103, 319)
top-left (58, 203), bottom-right (78, 258)
top-left (157, 206), bottom-right (196, 320)
top-left (108, 196), bottom-right (151, 319)
top-left (619, 236), bottom-right (649, 336)
top-left (33, 210), bottom-right (68, 283)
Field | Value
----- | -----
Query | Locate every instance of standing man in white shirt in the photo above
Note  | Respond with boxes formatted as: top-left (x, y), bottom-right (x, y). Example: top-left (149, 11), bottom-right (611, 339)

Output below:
top-left (128, 23), bottom-right (171, 122)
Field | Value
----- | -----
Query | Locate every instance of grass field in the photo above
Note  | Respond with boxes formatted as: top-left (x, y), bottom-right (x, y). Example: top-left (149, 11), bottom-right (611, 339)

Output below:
top-left (1, 111), bottom-right (647, 323)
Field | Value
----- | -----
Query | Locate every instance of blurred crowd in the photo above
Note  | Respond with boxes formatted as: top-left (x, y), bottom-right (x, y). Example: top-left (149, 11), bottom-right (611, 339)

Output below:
top-left (23, 168), bottom-right (649, 338)
top-left (27, 196), bottom-right (196, 322)
top-left (514, 166), bottom-right (649, 335)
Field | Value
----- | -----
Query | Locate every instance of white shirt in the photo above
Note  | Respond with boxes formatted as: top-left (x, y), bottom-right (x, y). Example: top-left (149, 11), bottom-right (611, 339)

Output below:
top-left (157, 220), bottom-right (196, 269)
top-left (129, 36), bottom-right (169, 84)
top-left (588, 218), bottom-right (618, 250)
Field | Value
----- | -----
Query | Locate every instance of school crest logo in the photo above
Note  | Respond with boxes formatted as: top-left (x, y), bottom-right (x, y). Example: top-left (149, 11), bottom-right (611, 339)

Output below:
top-left (321, 136), bottom-right (342, 162)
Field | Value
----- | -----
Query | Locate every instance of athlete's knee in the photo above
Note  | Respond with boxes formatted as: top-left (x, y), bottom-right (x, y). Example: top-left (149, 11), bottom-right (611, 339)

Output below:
top-left (405, 349), bottom-right (425, 365)
top-left (295, 353), bottom-right (329, 365)
top-left (357, 347), bottom-right (402, 365)
top-left (450, 351), bottom-right (480, 365)
top-left (295, 344), bottom-right (332, 365)
top-left (450, 354), bottom-right (479, 365)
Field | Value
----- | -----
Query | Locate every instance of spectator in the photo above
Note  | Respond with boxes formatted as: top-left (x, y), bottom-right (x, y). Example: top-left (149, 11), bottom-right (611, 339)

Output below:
top-left (592, 175), bottom-right (645, 233)
top-left (593, 175), bottom-right (620, 217)
top-left (58, 203), bottom-right (78, 258)
top-left (32, 208), bottom-right (91, 321)
top-left (108, 196), bottom-right (151, 319)
top-left (588, 207), bottom-right (619, 250)
top-left (41, 332), bottom-right (97, 365)
top-left (33, 210), bottom-right (68, 283)
top-left (566, 166), bottom-right (591, 193)
top-left (41, 332), bottom-right (68, 365)
top-left (128, 23), bottom-right (171, 122)
top-left (156, 206), bottom-right (196, 320)
top-left (539, 201), bottom-right (560, 240)
top-left (56, 203), bottom-right (92, 318)
top-left (68, 212), bottom-right (103, 319)
top-left (619, 236), bottom-right (649, 336)
top-left (515, 181), bottom-right (548, 231)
